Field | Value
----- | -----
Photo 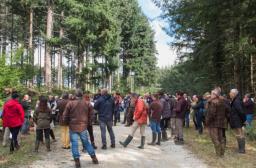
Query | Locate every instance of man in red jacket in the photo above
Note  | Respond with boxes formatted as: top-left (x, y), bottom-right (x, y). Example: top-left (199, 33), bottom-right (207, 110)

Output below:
top-left (2, 91), bottom-right (25, 153)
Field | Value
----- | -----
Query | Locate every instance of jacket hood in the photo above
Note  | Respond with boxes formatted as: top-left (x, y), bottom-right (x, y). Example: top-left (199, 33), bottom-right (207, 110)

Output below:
top-left (5, 99), bottom-right (19, 108)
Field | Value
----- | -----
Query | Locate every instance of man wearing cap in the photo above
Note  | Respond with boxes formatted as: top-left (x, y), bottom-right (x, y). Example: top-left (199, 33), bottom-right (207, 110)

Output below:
top-left (206, 89), bottom-right (230, 157)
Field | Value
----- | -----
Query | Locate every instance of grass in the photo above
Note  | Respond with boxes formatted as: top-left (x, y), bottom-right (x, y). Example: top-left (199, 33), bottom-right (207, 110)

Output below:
top-left (184, 126), bottom-right (256, 168)
top-left (0, 130), bottom-right (39, 168)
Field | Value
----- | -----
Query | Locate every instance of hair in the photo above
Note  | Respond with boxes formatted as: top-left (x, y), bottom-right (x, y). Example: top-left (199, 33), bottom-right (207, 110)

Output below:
top-left (211, 89), bottom-right (221, 97)
top-left (11, 91), bottom-right (19, 99)
top-left (153, 93), bottom-right (160, 99)
top-left (75, 89), bottom-right (83, 98)
top-left (176, 91), bottom-right (184, 96)
top-left (245, 93), bottom-right (251, 98)
top-left (38, 96), bottom-right (49, 112)
top-left (62, 93), bottom-right (69, 100)
top-left (101, 88), bottom-right (108, 95)
top-left (230, 89), bottom-right (239, 96)
top-left (131, 93), bottom-right (139, 98)
top-left (83, 93), bottom-right (90, 101)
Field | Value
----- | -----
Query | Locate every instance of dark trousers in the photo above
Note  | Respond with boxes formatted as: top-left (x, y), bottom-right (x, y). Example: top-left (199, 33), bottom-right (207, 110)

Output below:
top-left (87, 125), bottom-right (95, 144)
top-left (99, 120), bottom-right (115, 146)
top-left (36, 128), bottom-right (50, 141)
top-left (184, 111), bottom-right (190, 127)
top-left (209, 128), bottom-right (225, 156)
top-left (196, 111), bottom-right (204, 134)
top-left (9, 126), bottom-right (21, 151)
top-left (160, 118), bottom-right (170, 131)
top-left (123, 108), bottom-right (128, 124)
top-left (50, 129), bottom-right (55, 140)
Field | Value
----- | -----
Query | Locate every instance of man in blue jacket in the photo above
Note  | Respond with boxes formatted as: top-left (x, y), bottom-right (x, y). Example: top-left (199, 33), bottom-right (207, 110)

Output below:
top-left (94, 88), bottom-right (116, 150)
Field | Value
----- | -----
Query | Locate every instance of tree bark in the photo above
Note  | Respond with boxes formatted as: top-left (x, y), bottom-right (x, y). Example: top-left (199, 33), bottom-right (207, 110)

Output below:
top-left (28, 8), bottom-right (34, 87)
top-left (57, 11), bottom-right (64, 89)
top-left (45, 0), bottom-right (53, 90)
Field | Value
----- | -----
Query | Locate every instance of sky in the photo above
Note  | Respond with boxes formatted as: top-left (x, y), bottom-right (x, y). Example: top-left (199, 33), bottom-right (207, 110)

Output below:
top-left (138, 0), bottom-right (177, 67)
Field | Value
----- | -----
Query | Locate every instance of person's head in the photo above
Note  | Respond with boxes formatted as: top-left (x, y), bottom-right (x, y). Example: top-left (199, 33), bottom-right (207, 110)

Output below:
top-left (12, 91), bottom-right (19, 100)
top-left (83, 93), bottom-right (90, 102)
top-left (75, 89), bottom-right (83, 98)
top-left (62, 93), bottom-right (69, 100)
top-left (101, 88), bottom-right (108, 96)
top-left (192, 95), bottom-right (198, 102)
top-left (130, 93), bottom-right (139, 102)
top-left (38, 96), bottom-right (48, 111)
top-left (203, 92), bottom-right (211, 100)
top-left (152, 93), bottom-right (159, 101)
top-left (184, 93), bottom-right (188, 99)
top-left (69, 94), bottom-right (73, 100)
top-left (244, 94), bottom-right (251, 101)
top-left (23, 94), bottom-right (29, 101)
top-left (49, 95), bottom-right (53, 101)
top-left (229, 89), bottom-right (239, 99)
top-left (211, 89), bottom-right (221, 99)
top-left (176, 91), bottom-right (184, 99)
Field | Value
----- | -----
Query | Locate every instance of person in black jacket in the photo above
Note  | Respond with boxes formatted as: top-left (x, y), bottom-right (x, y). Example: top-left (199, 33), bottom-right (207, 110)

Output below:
top-left (229, 89), bottom-right (246, 154)
top-left (94, 89), bottom-right (115, 150)
top-left (243, 94), bottom-right (255, 127)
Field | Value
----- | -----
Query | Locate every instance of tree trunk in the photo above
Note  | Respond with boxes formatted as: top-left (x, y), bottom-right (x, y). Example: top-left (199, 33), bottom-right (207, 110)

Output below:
top-left (28, 8), bottom-right (33, 87)
top-left (57, 11), bottom-right (64, 89)
top-left (45, 0), bottom-right (53, 90)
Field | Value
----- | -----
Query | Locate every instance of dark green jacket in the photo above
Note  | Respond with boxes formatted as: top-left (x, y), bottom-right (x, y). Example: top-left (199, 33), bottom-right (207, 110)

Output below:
top-left (33, 107), bottom-right (52, 129)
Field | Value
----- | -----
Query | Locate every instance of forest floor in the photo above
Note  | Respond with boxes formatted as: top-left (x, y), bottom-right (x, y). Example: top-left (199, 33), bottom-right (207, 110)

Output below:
top-left (9, 123), bottom-right (208, 168)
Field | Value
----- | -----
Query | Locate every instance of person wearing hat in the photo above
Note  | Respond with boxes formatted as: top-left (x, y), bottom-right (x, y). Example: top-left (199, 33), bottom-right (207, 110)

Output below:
top-left (205, 89), bottom-right (230, 157)
top-left (2, 91), bottom-right (25, 153)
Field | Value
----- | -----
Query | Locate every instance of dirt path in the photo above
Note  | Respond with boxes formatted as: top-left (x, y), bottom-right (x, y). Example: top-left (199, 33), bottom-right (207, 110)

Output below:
top-left (18, 123), bottom-right (208, 168)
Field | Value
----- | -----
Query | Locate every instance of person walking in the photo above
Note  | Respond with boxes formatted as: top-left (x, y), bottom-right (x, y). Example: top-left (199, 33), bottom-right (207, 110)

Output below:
top-left (148, 94), bottom-right (163, 146)
top-left (243, 94), bottom-right (255, 127)
top-left (173, 91), bottom-right (188, 145)
top-left (2, 91), bottom-right (25, 153)
top-left (57, 93), bottom-right (70, 149)
top-left (119, 93), bottom-right (148, 149)
top-left (63, 89), bottom-right (98, 168)
top-left (230, 89), bottom-right (246, 154)
top-left (94, 89), bottom-right (116, 150)
top-left (205, 89), bottom-right (230, 157)
top-left (33, 96), bottom-right (52, 152)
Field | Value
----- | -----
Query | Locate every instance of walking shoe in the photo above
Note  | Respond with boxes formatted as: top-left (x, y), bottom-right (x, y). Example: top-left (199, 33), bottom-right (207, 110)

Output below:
top-left (74, 158), bottom-right (81, 168)
top-left (111, 144), bottom-right (115, 148)
top-left (101, 145), bottom-right (107, 150)
top-left (92, 143), bottom-right (97, 149)
top-left (91, 155), bottom-right (99, 164)
top-left (119, 135), bottom-right (133, 148)
top-left (156, 133), bottom-right (161, 145)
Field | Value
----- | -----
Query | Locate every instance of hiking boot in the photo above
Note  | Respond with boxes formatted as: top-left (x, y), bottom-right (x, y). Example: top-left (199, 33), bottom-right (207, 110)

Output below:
top-left (148, 133), bottom-right (156, 146)
top-left (237, 138), bottom-right (245, 154)
top-left (74, 158), bottom-right (81, 168)
top-left (175, 138), bottom-right (184, 145)
top-left (91, 155), bottom-right (99, 164)
top-left (111, 144), bottom-right (115, 148)
top-left (138, 136), bottom-right (145, 149)
top-left (101, 145), bottom-right (107, 150)
top-left (92, 143), bottom-right (97, 149)
top-left (119, 135), bottom-right (133, 148)
top-left (156, 133), bottom-right (161, 145)
top-left (162, 130), bottom-right (168, 141)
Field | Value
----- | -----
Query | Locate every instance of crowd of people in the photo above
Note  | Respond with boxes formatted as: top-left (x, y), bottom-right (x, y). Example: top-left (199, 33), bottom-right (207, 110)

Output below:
top-left (0, 87), bottom-right (254, 168)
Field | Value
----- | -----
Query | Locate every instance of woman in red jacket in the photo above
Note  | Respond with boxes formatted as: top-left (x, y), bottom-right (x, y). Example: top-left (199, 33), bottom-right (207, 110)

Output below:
top-left (120, 93), bottom-right (148, 149)
top-left (2, 91), bottom-right (25, 153)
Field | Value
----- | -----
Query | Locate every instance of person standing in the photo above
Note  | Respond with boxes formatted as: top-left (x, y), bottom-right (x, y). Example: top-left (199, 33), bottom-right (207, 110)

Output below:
top-left (159, 92), bottom-right (171, 141)
top-left (2, 91), bottom-right (25, 153)
top-left (184, 93), bottom-right (191, 128)
top-left (48, 95), bottom-right (57, 142)
top-left (122, 93), bottom-right (131, 125)
top-left (173, 91), bottom-right (188, 145)
top-left (94, 89), bottom-right (116, 149)
top-left (192, 96), bottom-right (205, 134)
top-left (21, 95), bottom-right (31, 135)
top-left (243, 94), bottom-right (255, 127)
top-left (205, 89), bottom-right (230, 157)
top-left (33, 96), bottom-right (52, 152)
top-left (148, 94), bottom-right (163, 146)
top-left (63, 89), bottom-right (98, 168)
top-left (230, 89), bottom-right (246, 154)
top-left (84, 93), bottom-right (97, 149)
top-left (119, 93), bottom-right (148, 149)
top-left (57, 93), bottom-right (70, 149)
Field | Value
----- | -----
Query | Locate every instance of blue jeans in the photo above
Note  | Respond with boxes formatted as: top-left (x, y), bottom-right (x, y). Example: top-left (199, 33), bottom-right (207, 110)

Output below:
top-left (185, 111), bottom-right (190, 127)
top-left (70, 129), bottom-right (95, 159)
top-left (21, 118), bottom-right (30, 134)
top-left (99, 120), bottom-right (115, 146)
top-left (246, 114), bottom-right (254, 126)
top-left (196, 111), bottom-right (204, 133)
top-left (150, 120), bottom-right (161, 133)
